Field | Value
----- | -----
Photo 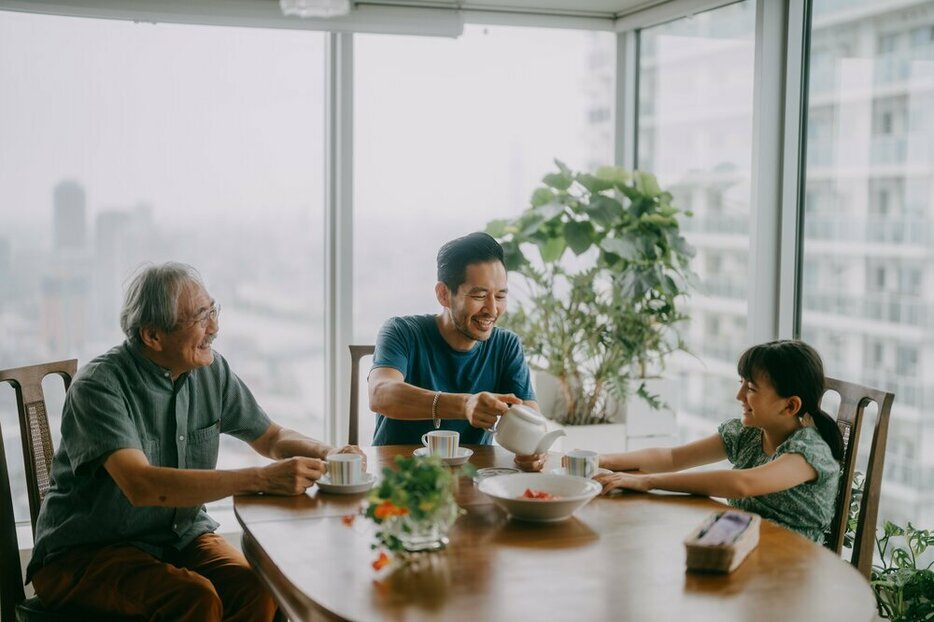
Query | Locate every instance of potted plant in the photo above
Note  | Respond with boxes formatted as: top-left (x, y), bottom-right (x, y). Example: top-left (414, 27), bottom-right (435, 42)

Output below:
top-left (486, 160), bottom-right (695, 435)
top-left (871, 520), bottom-right (934, 621)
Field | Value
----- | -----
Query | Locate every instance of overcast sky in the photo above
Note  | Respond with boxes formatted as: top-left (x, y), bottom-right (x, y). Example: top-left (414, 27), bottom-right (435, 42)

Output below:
top-left (0, 10), bottom-right (607, 251)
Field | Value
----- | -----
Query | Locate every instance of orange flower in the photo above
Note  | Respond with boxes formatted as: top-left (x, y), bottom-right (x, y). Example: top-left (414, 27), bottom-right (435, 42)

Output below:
top-left (341, 514), bottom-right (356, 527)
top-left (371, 551), bottom-right (391, 571)
top-left (374, 499), bottom-right (408, 520)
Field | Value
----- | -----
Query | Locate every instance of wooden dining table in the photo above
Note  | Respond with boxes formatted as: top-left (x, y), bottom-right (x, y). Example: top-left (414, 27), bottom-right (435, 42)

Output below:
top-left (234, 445), bottom-right (877, 622)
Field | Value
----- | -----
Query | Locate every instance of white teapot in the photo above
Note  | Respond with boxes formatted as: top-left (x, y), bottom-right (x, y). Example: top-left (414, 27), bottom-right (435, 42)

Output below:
top-left (494, 404), bottom-right (566, 456)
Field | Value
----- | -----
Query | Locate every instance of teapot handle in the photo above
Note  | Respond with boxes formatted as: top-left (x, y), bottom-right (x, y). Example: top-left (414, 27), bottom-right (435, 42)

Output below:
top-left (489, 403), bottom-right (512, 434)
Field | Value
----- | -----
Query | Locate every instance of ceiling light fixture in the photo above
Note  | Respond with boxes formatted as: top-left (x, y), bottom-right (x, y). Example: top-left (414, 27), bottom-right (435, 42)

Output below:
top-left (279, 0), bottom-right (352, 18)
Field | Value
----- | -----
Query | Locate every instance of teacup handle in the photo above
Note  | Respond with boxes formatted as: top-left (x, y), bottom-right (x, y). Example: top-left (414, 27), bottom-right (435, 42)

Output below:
top-left (421, 433), bottom-right (429, 447)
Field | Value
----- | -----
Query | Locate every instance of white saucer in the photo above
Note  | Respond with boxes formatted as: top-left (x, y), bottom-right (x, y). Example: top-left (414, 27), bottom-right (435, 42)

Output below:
top-left (316, 472), bottom-right (375, 494)
top-left (551, 467), bottom-right (612, 479)
top-left (412, 446), bottom-right (474, 466)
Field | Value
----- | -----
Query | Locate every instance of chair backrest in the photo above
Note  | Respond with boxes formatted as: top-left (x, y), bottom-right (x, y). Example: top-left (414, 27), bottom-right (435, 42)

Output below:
top-left (0, 359), bottom-right (76, 618)
top-left (822, 376), bottom-right (895, 579)
top-left (348, 345), bottom-right (375, 446)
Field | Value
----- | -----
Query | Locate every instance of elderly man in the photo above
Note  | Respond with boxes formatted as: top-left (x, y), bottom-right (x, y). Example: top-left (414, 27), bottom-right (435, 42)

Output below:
top-left (27, 262), bottom-right (363, 621)
top-left (368, 232), bottom-right (544, 471)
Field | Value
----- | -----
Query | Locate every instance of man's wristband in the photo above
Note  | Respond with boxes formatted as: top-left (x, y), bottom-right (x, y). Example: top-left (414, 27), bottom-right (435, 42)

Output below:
top-left (431, 391), bottom-right (442, 429)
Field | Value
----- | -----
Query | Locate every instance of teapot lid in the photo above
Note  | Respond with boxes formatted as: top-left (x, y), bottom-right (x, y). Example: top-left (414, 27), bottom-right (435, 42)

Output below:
top-left (508, 403), bottom-right (545, 424)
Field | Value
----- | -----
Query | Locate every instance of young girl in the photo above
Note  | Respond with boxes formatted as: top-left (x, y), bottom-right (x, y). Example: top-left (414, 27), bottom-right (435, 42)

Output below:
top-left (595, 340), bottom-right (843, 543)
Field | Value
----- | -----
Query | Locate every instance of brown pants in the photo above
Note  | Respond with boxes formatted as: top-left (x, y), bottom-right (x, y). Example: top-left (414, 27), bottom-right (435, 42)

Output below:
top-left (32, 533), bottom-right (277, 622)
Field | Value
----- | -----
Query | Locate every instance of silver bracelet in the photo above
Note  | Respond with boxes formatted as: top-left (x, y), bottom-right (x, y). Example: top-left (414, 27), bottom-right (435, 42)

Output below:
top-left (431, 391), bottom-right (442, 429)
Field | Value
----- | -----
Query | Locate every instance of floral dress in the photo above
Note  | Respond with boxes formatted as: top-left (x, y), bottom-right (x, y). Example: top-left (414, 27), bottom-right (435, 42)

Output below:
top-left (718, 418), bottom-right (839, 543)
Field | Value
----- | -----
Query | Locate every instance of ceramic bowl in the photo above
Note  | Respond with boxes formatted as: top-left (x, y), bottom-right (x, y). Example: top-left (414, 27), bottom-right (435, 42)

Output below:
top-left (478, 473), bottom-right (601, 522)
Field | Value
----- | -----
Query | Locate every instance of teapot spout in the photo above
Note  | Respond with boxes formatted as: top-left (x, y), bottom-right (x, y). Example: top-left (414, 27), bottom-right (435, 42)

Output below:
top-left (534, 429), bottom-right (566, 455)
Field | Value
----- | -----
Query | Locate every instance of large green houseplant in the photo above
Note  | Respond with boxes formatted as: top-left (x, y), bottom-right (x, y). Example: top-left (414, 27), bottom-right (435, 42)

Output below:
top-left (486, 160), bottom-right (695, 425)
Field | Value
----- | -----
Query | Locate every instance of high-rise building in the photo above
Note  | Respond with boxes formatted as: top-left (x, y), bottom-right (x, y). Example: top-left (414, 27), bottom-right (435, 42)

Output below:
top-left (608, 0), bottom-right (934, 530)
top-left (800, 0), bottom-right (934, 527)
top-left (52, 180), bottom-right (86, 251)
top-left (42, 180), bottom-right (91, 359)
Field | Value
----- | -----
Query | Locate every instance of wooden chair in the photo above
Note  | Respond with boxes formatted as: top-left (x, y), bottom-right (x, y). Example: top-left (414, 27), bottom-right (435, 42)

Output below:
top-left (348, 345), bottom-right (375, 445)
top-left (822, 376), bottom-right (895, 579)
top-left (0, 360), bottom-right (135, 621)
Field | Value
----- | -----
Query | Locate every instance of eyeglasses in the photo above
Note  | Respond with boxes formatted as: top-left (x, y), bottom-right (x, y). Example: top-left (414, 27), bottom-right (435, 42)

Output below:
top-left (179, 303), bottom-right (221, 329)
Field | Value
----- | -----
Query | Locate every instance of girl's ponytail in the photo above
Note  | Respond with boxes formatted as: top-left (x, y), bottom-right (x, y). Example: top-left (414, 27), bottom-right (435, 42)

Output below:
top-left (808, 406), bottom-right (844, 461)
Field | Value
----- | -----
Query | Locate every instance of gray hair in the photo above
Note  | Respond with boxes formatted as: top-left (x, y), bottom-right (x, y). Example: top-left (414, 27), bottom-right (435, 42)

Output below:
top-left (120, 262), bottom-right (206, 344)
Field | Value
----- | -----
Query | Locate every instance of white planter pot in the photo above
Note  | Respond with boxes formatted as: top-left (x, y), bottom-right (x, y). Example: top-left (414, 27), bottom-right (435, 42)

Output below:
top-left (544, 419), bottom-right (627, 454)
top-left (534, 371), bottom-right (680, 451)
top-left (625, 376), bottom-right (679, 449)
top-left (532, 370), bottom-right (624, 425)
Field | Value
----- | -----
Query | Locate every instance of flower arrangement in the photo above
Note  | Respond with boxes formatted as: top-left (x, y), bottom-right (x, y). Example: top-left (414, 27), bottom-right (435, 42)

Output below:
top-left (360, 455), bottom-right (469, 569)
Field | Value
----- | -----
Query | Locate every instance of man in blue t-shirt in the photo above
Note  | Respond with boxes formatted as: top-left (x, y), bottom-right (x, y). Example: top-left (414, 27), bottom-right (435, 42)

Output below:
top-left (369, 232), bottom-right (544, 471)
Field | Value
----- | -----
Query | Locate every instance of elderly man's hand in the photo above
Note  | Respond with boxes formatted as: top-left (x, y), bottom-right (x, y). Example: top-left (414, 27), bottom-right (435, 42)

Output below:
top-left (261, 457), bottom-right (327, 495)
top-left (514, 453), bottom-right (546, 473)
top-left (326, 445), bottom-right (367, 471)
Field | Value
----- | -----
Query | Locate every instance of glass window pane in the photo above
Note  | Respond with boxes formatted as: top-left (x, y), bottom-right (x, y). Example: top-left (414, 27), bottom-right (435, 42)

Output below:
top-left (0, 11), bottom-right (326, 522)
top-left (636, 2), bottom-right (756, 444)
top-left (801, 0), bottom-right (934, 528)
top-left (353, 26), bottom-right (615, 443)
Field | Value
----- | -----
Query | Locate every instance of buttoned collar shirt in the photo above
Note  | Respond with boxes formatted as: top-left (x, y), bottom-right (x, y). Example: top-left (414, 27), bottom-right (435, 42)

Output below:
top-left (27, 341), bottom-right (272, 581)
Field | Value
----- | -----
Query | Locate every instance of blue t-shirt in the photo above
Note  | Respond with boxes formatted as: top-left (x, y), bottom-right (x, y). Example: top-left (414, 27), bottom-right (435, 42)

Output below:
top-left (370, 314), bottom-right (535, 445)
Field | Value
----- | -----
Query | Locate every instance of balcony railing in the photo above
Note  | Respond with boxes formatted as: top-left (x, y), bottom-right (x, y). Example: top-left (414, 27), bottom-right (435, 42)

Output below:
top-left (803, 290), bottom-right (932, 328)
top-left (856, 368), bottom-right (931, 411)
top-left (804, 216), bottom-right (932, 245)
top-left (699, 277), bottom-right (747, 301)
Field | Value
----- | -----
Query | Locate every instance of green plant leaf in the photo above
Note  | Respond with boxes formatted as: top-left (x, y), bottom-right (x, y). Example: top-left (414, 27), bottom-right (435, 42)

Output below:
top-left (578, 174), bottom-right (615, 193)
top-left (600, 237), bottom-right (639, 261)
top-left (520, 213), bottom-right (546, 237)
top-left (586, 196), bottom-right (624, 228)
top-left (564, 220), bottom-right (595, 255)
top-left (634, 171), bottom-right (663, 197)
top-left (531, 187), bottom-right (555, 207)
top-left (595, 165), bottom-right (631, 184)
top-left (534, 201), bottom-right (566, 221)
top-left (501, 241), bottom-right (527, 272)
top-left (543, 172), bottom-right (572, 191)
top-left (669, 233), bottom-right (696, 259)
top-left (486, 219), bottom-right (508, 238)
top-left (537, 236), bottom-right (566, 263)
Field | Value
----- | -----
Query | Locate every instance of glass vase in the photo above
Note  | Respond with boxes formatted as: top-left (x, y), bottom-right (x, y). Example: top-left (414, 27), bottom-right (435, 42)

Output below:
top-left (387, 500), bottom-right (460, 552)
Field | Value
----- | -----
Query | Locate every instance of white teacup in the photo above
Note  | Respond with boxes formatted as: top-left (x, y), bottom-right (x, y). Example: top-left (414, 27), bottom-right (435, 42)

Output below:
top-left (563, 449), bottom-right (599, 478)
top-left (327, 453), bottom-right (363, 485)
top-left (421, 430), bottom-right (459, 458)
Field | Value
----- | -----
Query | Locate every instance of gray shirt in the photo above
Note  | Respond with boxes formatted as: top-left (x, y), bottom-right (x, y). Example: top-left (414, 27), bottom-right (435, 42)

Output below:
top-left (26, 341), bottom-right (271, 581)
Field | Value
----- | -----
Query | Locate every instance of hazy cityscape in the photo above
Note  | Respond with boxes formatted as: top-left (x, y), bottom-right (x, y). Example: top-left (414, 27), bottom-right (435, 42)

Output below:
top-left (2, 0), bottom-right (933, 539)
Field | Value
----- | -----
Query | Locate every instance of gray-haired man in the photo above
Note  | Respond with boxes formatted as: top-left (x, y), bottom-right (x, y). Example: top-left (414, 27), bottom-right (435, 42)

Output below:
top-left (26, 262), bottom-right (363, 621)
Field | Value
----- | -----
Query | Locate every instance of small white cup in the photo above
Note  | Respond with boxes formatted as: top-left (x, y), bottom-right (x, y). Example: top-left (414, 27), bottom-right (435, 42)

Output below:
top-left (421, 430), bottom-right (460, 458)
top-left (563, 449), bottom-right (599, 478)
top-left (327, 453), bottom-right (363, 485)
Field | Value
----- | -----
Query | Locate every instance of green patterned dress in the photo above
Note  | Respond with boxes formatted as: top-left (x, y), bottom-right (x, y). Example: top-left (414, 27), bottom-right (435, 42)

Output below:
top-left (717, 418), bottom-right (839, 543)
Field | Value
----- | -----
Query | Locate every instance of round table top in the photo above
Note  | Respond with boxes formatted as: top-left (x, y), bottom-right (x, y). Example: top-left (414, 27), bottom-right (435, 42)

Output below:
top-left (234, 445), bottom-right (877, 622)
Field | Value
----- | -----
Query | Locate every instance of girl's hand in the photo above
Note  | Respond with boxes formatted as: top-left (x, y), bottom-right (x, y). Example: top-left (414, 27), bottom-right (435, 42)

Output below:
top-left (594, 471), bottom-right (652, 495)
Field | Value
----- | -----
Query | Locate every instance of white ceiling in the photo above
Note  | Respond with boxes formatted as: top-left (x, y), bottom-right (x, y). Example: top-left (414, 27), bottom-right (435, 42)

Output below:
top-left (0, 0), bottom-right (707, 33)
top-left (356, 0), bottom-right (670, 19)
